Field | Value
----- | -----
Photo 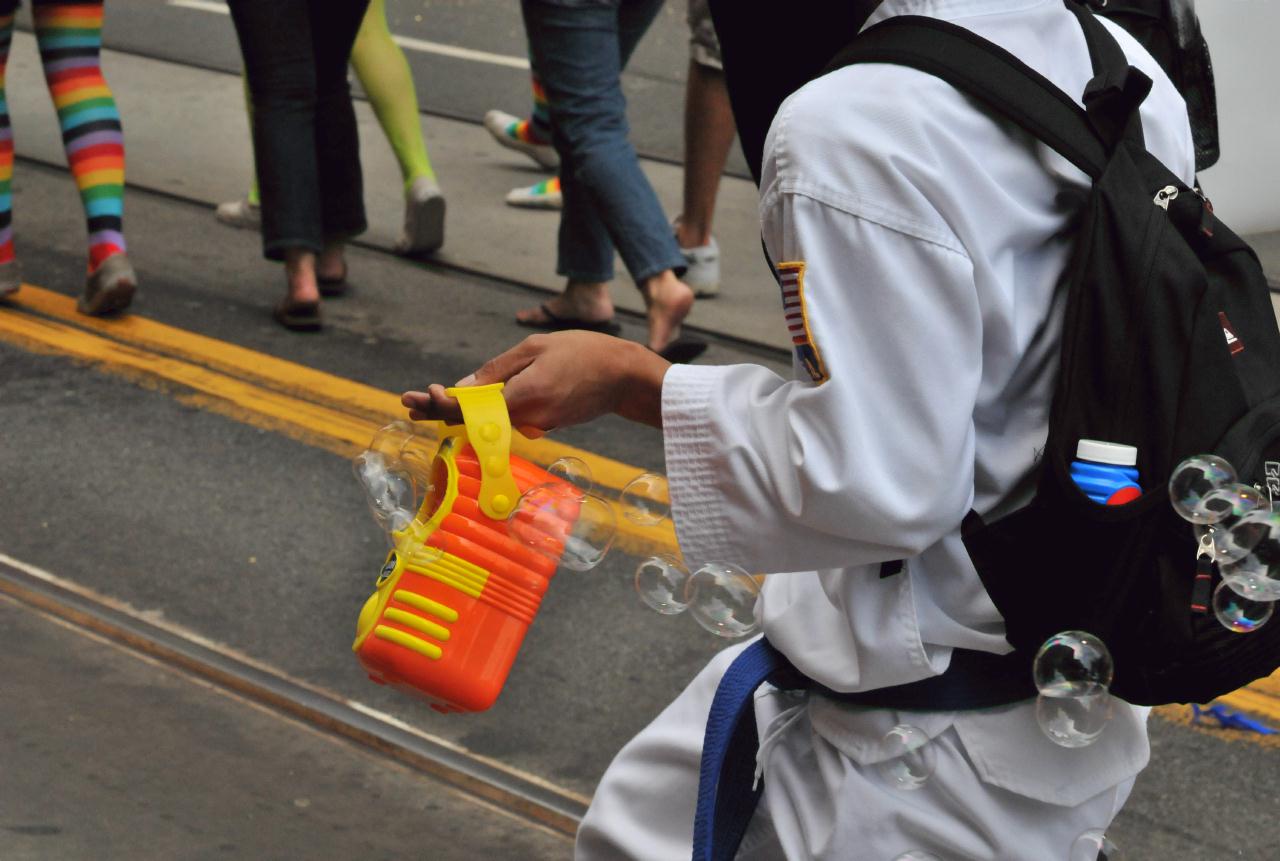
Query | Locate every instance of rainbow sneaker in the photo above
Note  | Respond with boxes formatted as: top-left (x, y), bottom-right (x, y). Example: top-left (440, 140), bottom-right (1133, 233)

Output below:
top-left (505, 177), bottom-right (562, 210)
top-left (483, 109), bottom-right (559, 170)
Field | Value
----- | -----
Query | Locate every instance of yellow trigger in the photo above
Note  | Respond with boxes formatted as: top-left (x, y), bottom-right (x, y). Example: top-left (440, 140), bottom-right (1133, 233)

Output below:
top-left (446, 383), bottom-right (520, 520)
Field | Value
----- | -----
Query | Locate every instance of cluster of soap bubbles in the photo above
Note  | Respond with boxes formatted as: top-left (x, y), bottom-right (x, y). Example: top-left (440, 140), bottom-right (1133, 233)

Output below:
top-left (506, 477), bottom-right (617, 572)
top-left (633, 552), bottom-right (763, 639)
top-left (352, 422), bottom-right (441, 559)
top-left (1170, 454), bottom-right (1279, 633)
top-left (1033, 631), bottom-right (1115, 748)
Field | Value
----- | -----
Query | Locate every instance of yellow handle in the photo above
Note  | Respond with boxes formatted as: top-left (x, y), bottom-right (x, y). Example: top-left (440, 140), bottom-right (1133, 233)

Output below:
top-left (445, 383), bottom-right (521, 520)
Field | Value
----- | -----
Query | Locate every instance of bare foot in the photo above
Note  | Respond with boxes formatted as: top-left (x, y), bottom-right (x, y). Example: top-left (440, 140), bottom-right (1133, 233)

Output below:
top-left (283, 249), bottom-right (321, 305)
top-left (515, 281), bottom-right (614, 328)
top-left (317, 241), bottom-right (347, 283)
top-left (639, 270), bottom-right (695, 352)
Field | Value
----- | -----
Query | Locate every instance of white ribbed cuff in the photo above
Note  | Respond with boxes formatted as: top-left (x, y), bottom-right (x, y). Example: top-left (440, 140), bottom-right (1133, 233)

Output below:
top-left (661, 364), bottom-right (738, 566)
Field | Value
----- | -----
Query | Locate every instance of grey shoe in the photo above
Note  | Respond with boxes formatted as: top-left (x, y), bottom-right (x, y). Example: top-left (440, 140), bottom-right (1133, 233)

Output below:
top-left (215, 198), bottom-right (261, 230)
top-left (678, 234), bottom-right (720, 298)
top-left (394, 177), bottom-right (445, 256)
top-left (79, 253), bottom-right (137, 316)
top-left (0, 259), bottom-right (20, 299)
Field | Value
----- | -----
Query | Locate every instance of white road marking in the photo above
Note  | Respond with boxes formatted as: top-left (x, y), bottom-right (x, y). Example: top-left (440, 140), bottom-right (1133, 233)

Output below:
top-left (166, 0), bottom-right (531, 70)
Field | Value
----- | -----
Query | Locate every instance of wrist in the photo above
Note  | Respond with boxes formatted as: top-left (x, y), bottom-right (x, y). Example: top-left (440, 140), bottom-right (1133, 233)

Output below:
top-left (613, 340), bottom-right (670, 428)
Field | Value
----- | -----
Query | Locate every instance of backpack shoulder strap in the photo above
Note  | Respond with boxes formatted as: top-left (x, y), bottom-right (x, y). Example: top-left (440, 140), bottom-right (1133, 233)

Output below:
top-left (825, 13), bottom-right (1109, 179)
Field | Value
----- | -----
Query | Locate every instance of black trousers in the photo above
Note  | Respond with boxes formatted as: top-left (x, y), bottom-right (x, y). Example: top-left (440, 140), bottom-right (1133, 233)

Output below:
top-left (227, 0), bottom-right (370, 260)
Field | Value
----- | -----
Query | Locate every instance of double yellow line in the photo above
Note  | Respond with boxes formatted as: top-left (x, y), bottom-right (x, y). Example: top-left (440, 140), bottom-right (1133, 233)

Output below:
top-left (0, 284), bottom-right (678, 556)
top-left (4, 285), bottom-right (1280, 734)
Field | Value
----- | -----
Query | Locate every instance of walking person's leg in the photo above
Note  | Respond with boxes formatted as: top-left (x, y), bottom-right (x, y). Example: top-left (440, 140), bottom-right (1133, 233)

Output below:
top-left (519, 0), bottom-right (698, 358)
top-left (349, 0), bottom-right (444, 255)
top-left (674, 0), bottom-right (734, 298)
top-left (32, 0), bottom-right (135, 314)
top-left (228, 0), bottom-right (330, 329)
top-left (0, 2), bottom-right (18, 298)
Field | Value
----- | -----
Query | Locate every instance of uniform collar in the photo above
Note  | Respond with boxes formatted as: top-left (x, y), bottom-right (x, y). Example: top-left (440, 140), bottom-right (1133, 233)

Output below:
top-left (867, 0), bottom-right (1053, 27)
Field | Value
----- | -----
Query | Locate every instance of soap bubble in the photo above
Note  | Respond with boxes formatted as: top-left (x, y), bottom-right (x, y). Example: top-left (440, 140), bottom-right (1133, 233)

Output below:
top-left (1069, 829), bottom-right (1121, 861)
top-left (1194, 483), bottom-right (1267, 560)
top-left (353, 451), bottom-right (416, 533)
top-left (547, 456), bottom-right (594, 498)
top-left (875, 725), bottom-right (936, 791)
top-left (1037, 692), bottom-right (1112, 748)
top-left (687, 562), bottom-right (761, 638)
top-left (634, 555), bottom-right (692, 615)
top-left (1169, 455), bottom-right (1237, 523)
top-left (366, 421), bottom-right (415, 462)
top-left (397, 432), bottom-right (438, 500)
top-left (1033, 631), bottom-right (1114, 698)
top-left (1212, 581), bottom-right (1273, 633)
top-left (893, 854), bottom-right (941, 861)
top-left (620, 472), bottom-right (671, 526)
top-left (1218, 511), bottom-right (1280, 600)
top-left (506, 484), bottom-right (616, 572)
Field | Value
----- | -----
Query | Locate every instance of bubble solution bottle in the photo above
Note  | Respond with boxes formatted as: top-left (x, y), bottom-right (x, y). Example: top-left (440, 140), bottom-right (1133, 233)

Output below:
top-left (1070, 439), bottom-right (1142, 505)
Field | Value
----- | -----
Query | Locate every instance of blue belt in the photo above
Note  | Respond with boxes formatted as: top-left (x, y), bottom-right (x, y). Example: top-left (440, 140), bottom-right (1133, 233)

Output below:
top-left (692, 638), bottom-right (1033, 861)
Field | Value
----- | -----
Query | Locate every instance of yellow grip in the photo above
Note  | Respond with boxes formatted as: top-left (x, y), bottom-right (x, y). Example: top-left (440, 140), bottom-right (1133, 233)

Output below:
top-left (446, 383), bottom-right (521, 520)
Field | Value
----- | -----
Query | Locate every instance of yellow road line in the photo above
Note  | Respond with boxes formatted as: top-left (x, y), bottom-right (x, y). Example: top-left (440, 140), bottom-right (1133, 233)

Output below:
top-left (0, 291), bottom-right (676, 556)
top-left (9, 285), bottom-right (662, 494)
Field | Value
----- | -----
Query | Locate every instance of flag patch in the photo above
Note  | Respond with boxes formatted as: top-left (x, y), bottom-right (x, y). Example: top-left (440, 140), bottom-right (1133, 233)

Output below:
top-left (777, 261), bottom-right (828, 383)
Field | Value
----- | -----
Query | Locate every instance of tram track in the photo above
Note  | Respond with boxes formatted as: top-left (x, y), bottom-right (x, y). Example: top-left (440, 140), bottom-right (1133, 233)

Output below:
top-left (0, 552), bottom-right (587, 840)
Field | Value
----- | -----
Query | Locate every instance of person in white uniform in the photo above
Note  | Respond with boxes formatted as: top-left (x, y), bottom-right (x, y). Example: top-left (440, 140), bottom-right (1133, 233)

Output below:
top-left (403, 0), bottom-right (1196, 857)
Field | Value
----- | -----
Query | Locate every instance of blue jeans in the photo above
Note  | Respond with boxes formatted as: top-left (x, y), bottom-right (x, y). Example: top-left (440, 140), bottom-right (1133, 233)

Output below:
top-left (228, 0), bottom-right (370, 261)
top-left (521, 0), bottom-right (686, 285)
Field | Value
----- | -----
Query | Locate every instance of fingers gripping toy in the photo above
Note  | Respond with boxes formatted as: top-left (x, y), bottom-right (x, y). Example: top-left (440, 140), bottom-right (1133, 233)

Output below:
top-left (352, 384), bottom-right (581, 713)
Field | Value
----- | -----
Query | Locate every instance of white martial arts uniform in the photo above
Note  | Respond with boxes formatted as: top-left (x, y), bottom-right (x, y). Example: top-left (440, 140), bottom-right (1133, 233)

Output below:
top-left (576, 1), bottom-right (1196, 858)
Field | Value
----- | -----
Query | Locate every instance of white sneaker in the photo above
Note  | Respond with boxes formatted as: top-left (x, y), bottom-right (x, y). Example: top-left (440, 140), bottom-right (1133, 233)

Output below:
top-left (505, 177), bottom-right (562, 210)
top-left (215, 198), bottom-right (261, 230)
top-left (483, 109), bottom-right (559, 170)
top-left (395, 177), bottom-right (446, 255)
top-left (678, 234), bottom-right (720, 298)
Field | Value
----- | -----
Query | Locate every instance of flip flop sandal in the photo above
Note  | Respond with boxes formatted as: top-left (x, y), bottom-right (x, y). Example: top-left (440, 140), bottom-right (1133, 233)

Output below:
top-left (273, 298), bottom-right (322, 332)
top-left (318, 268), bottom-right (348, 298)
top-left (516, 302), bottom-right (621, 335)
top-left (655, 337), bottom-right (708, 364)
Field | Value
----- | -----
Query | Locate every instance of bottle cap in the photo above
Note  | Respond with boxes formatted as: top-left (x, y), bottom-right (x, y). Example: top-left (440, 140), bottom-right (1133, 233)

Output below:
top-left (1076, 439), bottom-right (1138, 467)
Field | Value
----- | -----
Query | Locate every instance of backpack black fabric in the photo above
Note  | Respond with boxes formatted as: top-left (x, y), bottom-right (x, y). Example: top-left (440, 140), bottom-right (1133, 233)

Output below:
top-left (818, 4), bottom-right (1280, 708)
top-left (1085, 0), bottom-right (1220, 170)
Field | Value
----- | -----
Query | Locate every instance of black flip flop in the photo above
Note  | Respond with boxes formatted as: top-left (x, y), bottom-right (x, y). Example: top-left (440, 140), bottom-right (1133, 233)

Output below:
top-left (656, 337), bottom-right (708, 364)
top-left (517, 302), bottom-right (622, 335)
top-left (318, 274), bottom-right (348, 298)
top-left (273, 298), bottom-right (322, 332)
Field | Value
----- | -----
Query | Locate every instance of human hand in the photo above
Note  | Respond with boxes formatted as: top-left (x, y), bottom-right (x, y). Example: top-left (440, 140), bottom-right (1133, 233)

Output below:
top-left (401, 332), bottom-right (671, 433)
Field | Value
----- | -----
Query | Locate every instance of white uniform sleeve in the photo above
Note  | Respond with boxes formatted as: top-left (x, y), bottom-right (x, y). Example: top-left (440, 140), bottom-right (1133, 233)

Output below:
top-left (662, 188), bottom-right (981, 575)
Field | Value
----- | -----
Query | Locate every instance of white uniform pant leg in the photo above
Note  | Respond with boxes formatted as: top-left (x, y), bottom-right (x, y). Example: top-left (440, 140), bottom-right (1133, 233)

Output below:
top-left (576, 639), bottom-right (785, 860)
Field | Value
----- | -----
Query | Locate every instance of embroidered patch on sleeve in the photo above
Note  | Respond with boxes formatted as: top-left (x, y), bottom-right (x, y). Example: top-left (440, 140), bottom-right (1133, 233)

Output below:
top-left (777, 261), bottom-right (829, 383)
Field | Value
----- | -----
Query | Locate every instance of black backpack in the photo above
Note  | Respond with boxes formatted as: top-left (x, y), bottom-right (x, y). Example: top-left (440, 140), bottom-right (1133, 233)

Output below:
top-left (818, 4), bottom-right (1280, 708)
top-left (1084, 0), bottom-right (1220, 170)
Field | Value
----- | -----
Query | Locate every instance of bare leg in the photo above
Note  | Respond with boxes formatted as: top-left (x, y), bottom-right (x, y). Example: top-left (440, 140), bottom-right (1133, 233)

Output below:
top-left (639, 270), bottom-right (695, 353)
top-left (283, 249), bottom-right (321, 304)
top-left (676, 60), bottom-right (735, 250)
top-left (317, 240), bottom-right (346, 282)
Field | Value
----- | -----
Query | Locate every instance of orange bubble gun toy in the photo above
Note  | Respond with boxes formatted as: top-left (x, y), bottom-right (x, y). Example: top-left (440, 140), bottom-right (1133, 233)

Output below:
top-left (351, 384), bottom-right (582, 713)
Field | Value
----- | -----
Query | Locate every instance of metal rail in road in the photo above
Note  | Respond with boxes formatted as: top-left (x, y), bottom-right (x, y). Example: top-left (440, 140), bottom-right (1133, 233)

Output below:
top-left (0, 553), bottom-right (588, 839)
